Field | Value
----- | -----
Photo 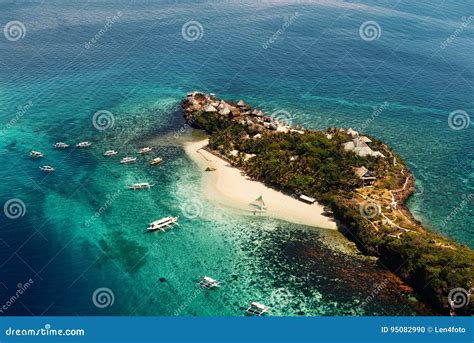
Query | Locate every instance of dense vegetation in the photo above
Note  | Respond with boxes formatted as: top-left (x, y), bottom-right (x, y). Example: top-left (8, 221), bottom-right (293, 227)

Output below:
top-left (186, 105), bottom-right (474, 315)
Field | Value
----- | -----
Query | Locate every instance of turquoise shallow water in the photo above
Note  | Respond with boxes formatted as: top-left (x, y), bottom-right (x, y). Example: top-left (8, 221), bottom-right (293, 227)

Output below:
top-left (0, 1), bottom-right (472, 315)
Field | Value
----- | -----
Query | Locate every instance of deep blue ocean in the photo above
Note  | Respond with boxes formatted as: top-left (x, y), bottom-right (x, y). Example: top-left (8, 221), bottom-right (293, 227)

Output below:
top-left (0, 0), bottom-right (472, 316)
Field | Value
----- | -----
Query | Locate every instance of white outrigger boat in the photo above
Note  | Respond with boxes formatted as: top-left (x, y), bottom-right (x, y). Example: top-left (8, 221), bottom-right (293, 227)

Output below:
top-left (245, 302), bottom-right (270, 316)
top-left (39, 165), bottom-right (55, 172)
top-left (138, 146), bottom-right (153, 154)
top-left (120, 157), bottom-right (137, 164)
top-left (103, 150), bottom-right (118, 157)
top-left (199, 276), bottom-right (220, 289)
top-left (147, 216), bottom-right (178, 232)
top-left (76, 141), bottom-right (91, 148)
top-left (150, 157), bottom-right (163, 165)
top-left (29, 151), bottom-right (44, 158)
top-left (53, 142), bottom-right (69, 149)
top-left (128, 182), bottom-right (153, 190)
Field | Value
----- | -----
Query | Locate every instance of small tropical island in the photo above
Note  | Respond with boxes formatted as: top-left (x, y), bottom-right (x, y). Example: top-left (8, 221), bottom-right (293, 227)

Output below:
top-left (182, 91), bottom-right (473, 315)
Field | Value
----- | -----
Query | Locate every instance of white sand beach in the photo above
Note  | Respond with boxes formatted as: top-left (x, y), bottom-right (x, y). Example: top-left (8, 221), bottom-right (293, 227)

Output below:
top-left (184, 139), bottom-right (337, 230)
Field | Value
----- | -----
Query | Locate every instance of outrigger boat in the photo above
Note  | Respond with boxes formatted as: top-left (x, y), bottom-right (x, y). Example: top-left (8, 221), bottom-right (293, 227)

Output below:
top-left (199, 276), bottom-right (220, 289)
top-left (104, 150), bottom-right (118, 157)
top-left (138, 147), bottom-right (153, 154)
top-left (128, 182), bottom-right (153, 190)
top-left (53, 142), bottom-right (69, 149)
top-left (245, 302), bottom-right (270, 316)
top-left (76, 141), bottom-right (91, 148)
top-left (29, 151), bottom-right (44, 158)
top-left (120, 157), bottom-right (137, 164)
top-left (150, 157), bottom-right (163, 165)
top-left (147, 216), bottom-right (178, 231)
top-left (39, 165), bottom-right (55, 172)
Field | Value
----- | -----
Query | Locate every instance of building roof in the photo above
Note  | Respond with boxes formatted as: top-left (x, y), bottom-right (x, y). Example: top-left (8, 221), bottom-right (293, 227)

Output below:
top-left (347, 128), bottom-right (359, 137)
top-left (354, 166), bottom-right (369, 178)
top-left (204, 104), bottom-right (217, 112)
top-left (353, 138), bottom-right (368, 148)
top-left (218, 101), bottom-right (227, 109)
top-left (300, 194), bottom-right (316, 203)
top-left (219, 107), bottom-right (230, 116)
top-left (343, 141), bottom-right (355, 151)
top-left (370, 151), bottom-right (385, 158)
top-left (245, 153), bottom-right (256, 160)
top-left (359, 136), bottom-right (372, 143)
top-left (236, 100), bottom-right (247, 107)
top-left (354, 146), bottom-right (373, 157)
top-left (276, 125), bottom-right (290, 133)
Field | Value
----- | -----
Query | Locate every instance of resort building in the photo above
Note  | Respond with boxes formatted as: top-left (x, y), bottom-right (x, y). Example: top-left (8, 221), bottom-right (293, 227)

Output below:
top-left (343, 134), bottom-right (385, 158)
top-left (230, 108), bottom-right (241, 118)
top-left (353, 166), bottom-right (376, 188)
top-left (347, 127), bottom-right (359, 137)
top-left (219, 106), bottom-right (230, 116)
top-left (236, 99), bottom-right (247, 107)
top-left (204, 104), bottom-right (217, 113)
top-left (299, 194), bottom-right (316, 204)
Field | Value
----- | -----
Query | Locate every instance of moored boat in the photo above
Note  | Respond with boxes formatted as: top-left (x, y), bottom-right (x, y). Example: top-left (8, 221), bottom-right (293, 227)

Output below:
top-left (120, 157), bottom-right (137, 164)
top-left (138, 146), bottom-right (153, 154)
top-left (150, 157), bottom-right (163, 165)
top-left (53, 142), bottom-right (69, 149)
top-left (245, 302), bottom-right (270, 316)
top-left (199, 276), bottom-right (220, 289)
top-left (76, 141), bottom-right (91, 148)
top-left (147, 216), bottom-right (178, 231)
top-left (29, 151), bottom-right (44, 158)
top-left (104, 150), bottom-right (118, 157)
top-left (39, 165), bottom-right (55, 172)
top-left (128, 182), bottom-right (153, 190)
